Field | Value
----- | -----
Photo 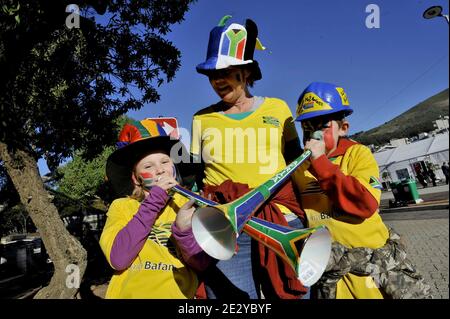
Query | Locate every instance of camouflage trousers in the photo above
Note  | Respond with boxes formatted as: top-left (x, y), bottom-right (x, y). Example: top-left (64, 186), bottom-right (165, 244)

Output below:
top-left (314, 227), bottom-right (433, 299)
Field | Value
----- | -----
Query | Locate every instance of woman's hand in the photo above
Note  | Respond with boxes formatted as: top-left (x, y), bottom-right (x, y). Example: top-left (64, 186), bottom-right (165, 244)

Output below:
top-left (200, 190), bottom-right (213, 201)
top-left (175, 199), bottom-right (196, 232)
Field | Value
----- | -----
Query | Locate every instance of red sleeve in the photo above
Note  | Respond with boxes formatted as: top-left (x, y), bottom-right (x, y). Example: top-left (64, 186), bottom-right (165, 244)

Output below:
top-left (309, 155), bottom-right (378, 219)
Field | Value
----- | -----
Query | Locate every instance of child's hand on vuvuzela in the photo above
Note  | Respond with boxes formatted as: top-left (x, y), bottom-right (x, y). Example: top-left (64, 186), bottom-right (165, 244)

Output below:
top-left (175, 199), bottom-right (196, 232)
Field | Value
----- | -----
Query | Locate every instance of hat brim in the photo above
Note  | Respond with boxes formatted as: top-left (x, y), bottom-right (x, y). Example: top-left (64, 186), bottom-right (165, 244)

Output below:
top-left (295, 109), bottom-right (354, 122)
top-left (196, 58), bottom-right (252, 73)
top-left (106, 137), bottom-right (196, 198)
top-left (196, 60), bottom-right (262, 81)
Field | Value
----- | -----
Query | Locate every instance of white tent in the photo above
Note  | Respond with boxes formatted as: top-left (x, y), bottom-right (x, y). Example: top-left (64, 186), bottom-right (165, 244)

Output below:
top-left (374, 132), bottom-right (449, 184)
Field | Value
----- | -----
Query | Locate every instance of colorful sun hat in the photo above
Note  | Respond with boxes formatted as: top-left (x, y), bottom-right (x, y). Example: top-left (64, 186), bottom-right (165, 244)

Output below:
top-left (295, 82), bottom-right (354, 122)
top-left (196, 15), bottom-right (264, 81)
top-left (106, 118), bottom-right (193, 197)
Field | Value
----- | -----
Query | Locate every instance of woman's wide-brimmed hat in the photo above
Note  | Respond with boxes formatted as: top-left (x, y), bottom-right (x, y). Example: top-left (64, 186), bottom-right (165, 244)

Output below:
top-left (106, 118), bottom-right (194, 197)
top-left (196, 15), bottom-right (264, 81)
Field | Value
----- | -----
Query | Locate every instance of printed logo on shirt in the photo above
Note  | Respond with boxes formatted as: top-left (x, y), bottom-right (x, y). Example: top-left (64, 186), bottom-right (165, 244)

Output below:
top-left (148, 222), bottom-right (178, 256)
top-left (369, 176), bottom-right (383, 190)
top-left (144, 261), bottom-right (174, 271)
top-left (128, 261), bottom-right (176, 272)
top-left (309, 212), bottom-right (331, 222)
top-left (262, 116), bottom-right (280, 127)
top-left (308, 210), bottom-right (345, 222)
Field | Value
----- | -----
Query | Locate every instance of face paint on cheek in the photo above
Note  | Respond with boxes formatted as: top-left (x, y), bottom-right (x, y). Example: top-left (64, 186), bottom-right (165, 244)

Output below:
top-left (140, 172), bottom-right (155, 190)
top-left (323, 123), bottom-right (336, 152)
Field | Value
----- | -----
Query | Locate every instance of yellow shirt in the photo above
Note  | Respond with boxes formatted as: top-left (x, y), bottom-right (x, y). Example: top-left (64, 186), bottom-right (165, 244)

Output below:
top-left (99, 194), bottom-right (198, 299)
top-left (191, 97), bottom-right (298, 188)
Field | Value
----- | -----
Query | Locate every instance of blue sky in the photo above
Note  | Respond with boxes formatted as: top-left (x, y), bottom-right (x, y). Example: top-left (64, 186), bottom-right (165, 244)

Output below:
top-left (38, 0), bottom-right (449, 175)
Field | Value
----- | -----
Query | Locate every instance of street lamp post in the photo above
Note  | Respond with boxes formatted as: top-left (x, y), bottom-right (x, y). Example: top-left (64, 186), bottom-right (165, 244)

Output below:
top-left (423, 5), bottom-right (449, 24)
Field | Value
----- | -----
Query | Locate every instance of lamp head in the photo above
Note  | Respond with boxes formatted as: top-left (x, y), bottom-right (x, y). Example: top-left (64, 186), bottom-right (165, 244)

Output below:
top-left (423, 5), bottom-right (443, 19)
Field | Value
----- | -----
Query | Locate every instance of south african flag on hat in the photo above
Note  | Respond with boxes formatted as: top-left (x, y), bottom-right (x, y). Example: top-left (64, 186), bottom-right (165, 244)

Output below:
top-left (196, 15), bottom-right (265, 81)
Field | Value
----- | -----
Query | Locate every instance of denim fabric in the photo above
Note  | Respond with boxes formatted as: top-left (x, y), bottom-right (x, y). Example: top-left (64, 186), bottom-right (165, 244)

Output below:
top-left (203, 215), bottom-right (310, 299)
top-left (204, 231), bottom-right (259, 299)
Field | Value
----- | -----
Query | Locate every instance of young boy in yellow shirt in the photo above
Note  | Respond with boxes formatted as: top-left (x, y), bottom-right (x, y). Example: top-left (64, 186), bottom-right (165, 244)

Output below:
top-left (293, 82), bottom-right (431, 299)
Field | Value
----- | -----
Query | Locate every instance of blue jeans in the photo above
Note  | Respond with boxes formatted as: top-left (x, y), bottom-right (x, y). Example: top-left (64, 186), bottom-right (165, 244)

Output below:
top-left (203, 215), bottom-right (310, 299)
top-left (204, 231), bottom-right (259, 299)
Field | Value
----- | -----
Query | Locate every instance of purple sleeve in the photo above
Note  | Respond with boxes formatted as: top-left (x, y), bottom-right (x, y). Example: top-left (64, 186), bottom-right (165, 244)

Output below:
top-left (110, 186), bottom-right (168, 270)
top-left (171, 223), bottom-right (213, 272)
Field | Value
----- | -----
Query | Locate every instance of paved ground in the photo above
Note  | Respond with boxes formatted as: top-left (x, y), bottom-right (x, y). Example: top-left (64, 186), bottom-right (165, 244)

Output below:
top-left (380, 184), bottom-right (449, 209)
top-left (2, 188), bottom-right (448, 299)
top-left (381, 209), bottom-right (449, 299)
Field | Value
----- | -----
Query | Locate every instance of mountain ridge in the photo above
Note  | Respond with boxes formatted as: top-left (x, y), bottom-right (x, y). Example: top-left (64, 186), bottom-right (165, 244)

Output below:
top-left (351, 88), bottom-right (449, 145)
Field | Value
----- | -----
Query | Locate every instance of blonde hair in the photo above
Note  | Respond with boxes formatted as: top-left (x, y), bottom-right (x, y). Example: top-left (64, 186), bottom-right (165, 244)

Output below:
top-left (129, 173), bottom-right (146, 202)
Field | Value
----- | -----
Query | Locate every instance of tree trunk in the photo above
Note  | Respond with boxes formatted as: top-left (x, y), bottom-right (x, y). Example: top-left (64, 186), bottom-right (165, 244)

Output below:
top-left (0, 142), bottom-right (87, 299)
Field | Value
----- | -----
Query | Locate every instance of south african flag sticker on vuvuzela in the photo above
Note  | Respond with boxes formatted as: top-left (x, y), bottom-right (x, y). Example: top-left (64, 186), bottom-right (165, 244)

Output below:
top-left (168, 149), bottom-right (332, 286)
top-left (243, 218), bottom-right (331, 287)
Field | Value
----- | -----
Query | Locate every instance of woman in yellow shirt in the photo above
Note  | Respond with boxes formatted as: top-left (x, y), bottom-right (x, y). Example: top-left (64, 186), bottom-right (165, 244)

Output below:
top-left (191, 15), bottom-right (307, 299)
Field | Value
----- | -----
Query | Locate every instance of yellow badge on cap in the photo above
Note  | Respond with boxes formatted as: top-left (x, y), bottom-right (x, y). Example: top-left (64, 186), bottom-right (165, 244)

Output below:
top-left (336, 87), bottom-right (349, 106)
top-left (297, 92), bottom-right (333, 117)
